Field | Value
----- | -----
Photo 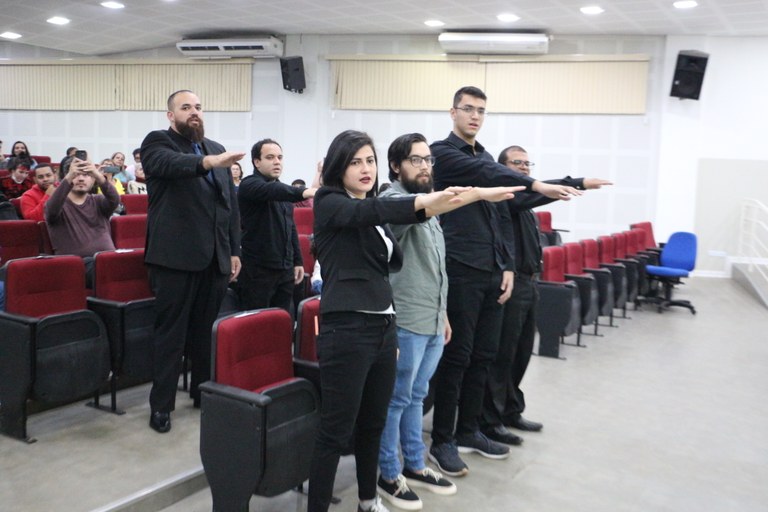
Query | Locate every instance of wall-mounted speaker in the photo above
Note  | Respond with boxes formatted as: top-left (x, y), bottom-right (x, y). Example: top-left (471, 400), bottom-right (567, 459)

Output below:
top-left (280, 56), bottom-right (306, 94)
top-left (670, 50), bottom-right (709, 100)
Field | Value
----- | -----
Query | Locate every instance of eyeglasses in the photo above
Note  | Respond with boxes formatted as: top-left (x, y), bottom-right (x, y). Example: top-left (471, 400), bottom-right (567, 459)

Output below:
top-left (406, 155), bottom-right (435, 167)
top-left (510, 160), bottom-right (535, 167)
top-left (455, 105), bottom-right (487, 116)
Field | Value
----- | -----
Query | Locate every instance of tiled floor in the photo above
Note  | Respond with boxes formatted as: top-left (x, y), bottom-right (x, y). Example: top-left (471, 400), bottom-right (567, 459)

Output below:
top-left (2, 277), bottom-right (767, 512)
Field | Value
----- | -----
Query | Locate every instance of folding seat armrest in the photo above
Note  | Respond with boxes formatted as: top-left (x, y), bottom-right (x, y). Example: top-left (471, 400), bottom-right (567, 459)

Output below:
top-left (615, 257), bottom-right (639, 265)
top-left (599, 262), bottom-right (625, 270)
top-left (564, 273), bottom-right (594, 284)
top-left (638, 250), bottom-right (659, 265)
top-left (293, 358), bottom-right (321, 391)
top-left (200, 381), bottom-right (273, 408)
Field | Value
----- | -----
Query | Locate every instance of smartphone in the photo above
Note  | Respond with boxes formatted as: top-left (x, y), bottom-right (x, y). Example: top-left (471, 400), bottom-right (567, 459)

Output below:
top-left (74, 150), bottom-right (88, 161)
top-left (102, 166), bottom-right (121, 175)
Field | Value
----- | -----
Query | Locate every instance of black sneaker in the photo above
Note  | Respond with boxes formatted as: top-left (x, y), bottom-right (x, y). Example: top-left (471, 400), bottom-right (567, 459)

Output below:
top-left (456, 431), bottom-right (510, 459)
top-left (428, 442), bottom-right (469, 477)
top-left (377, 474), bottom-right (422, 510)
top-left (403, 467), bottom-right (457, 495)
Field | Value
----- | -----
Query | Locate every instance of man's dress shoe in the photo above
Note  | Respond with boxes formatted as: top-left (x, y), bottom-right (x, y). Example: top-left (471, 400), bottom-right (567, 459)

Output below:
top-left (482, 425), bottom-right (523, 446)
top-left (508, 416), bottom-right (543, 432)
top-left (149, 411), bottom-right (171, 433)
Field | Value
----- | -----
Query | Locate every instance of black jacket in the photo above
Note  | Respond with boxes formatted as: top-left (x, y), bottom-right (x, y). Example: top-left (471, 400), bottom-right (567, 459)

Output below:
top-left (140, 128), bottom-right (241, 274)
top-left (238, 171), bottom-right (305, 270)
top-left (313, 186), bottom-right (426, 314)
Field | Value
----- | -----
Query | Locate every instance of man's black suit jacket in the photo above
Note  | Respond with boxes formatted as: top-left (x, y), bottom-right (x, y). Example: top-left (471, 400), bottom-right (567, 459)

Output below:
top-left (140, 128), bottom-right (241, 274)
top-left (313, 186), bottom-right (426, 314)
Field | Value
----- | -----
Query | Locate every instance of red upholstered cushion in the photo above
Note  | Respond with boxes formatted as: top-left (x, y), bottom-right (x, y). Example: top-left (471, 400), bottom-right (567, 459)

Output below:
top-left (541, 246), bottom-right (566, 282)
top-left (296, 296), bottom-right (320, 362)
top-left (0, 220), bottom-right (41, 265)
top-left (5, 255), bottom-right (86, 317)
top-left (563, 242), bottom-right (585, 275)
top-left (110, 214), bottom-right (146, 249)
top-left (630, 222), bottom-right (657, 249)
top-left (214, 309), bottom-right (295, 391)
top-left (612, 232), bottom-right (627, 259)
top-left (294, 207), bottom-right (314, 236)
top-left (536, 211), bottom-right (553, 233)
top-left (624, 230), bottom-right (640, 256)
top-left (254, 377), bottom-right (302, 395)
top-left (121, 194), bottom-right (148, 215)
top-left (581, 239), bottom-right (600, 268)
top-left (630, 228), bottom-right (649, 252)
top-left (597, 236), bottom-right (615, 264)
top-left (93, 249), bottom-right (152, 302)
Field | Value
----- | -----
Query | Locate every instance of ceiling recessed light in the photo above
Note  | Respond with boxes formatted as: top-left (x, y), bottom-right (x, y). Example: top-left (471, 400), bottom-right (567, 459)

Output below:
top-left (424, 20), bottom-right (445, 27)
top-left (580, 5), bottom-right (605, 15)
top-left (101, 1), bottom-right (125, 8)
top-left (673, 1), bottom-right (698, 8)
top-left (497, 13), bottom-right (520, 23)
top-left (0, 32), bottom-right (22, 40)
top-left (47, 16), bottom-right (71, 25)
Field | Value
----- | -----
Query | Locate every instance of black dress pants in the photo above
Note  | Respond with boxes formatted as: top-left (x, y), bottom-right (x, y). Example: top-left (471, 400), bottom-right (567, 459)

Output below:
top-left (148, 261), bottom-right (228, 413)
top-left (481, 273), bottom-right (538, 428)
top-left (431, 260), bottom-right (505, 444)
top-left (307, 312), bottom-right (398, 512)
top-left (237, 261), bottom-right (295, 317)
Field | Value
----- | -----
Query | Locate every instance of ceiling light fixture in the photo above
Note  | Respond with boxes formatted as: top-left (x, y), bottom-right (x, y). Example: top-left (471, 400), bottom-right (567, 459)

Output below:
top-left (101, 1), bottom-right (126, 8)
top-left (424, 20), bottom-right (445, 27)
top-left (0, 32), bottom-right (22, 39)
top-left (673, 1), bottom-right (698, 8)
top-left (580, 5), bottom-right (605, 15)
top-left (47, 16), bottom-right (71, 25)
top-left (497, 13), bottom-right (520, 23)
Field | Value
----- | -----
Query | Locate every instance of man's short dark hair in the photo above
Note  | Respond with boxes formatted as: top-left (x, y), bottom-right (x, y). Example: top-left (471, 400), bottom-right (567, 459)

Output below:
top-left (453, 86), bottom-right (487, 108)
top-left (387, 133), bottom-right (427, 182)
top-left (291, 178), bottom-right (306, 187)
top-left (167, 89), bottom-right (195, 111)
top-left (34, 164), bottom-right (53, 175)
top-left (251, 139), bottom-right (282, 162)
top-left (132, 148), bottom-right (141, 158)
top-left (498, 145), bottom-right (527, 165)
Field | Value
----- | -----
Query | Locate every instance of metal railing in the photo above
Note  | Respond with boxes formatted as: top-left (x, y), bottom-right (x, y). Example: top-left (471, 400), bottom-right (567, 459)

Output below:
top-left (737, 198), bottom-right (768, 287)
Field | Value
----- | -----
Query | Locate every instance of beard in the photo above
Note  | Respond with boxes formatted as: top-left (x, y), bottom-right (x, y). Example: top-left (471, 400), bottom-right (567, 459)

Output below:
top-left (401, 172), bottom-right (433, 194)
top-left (175, 116), bottom-right (205, 142)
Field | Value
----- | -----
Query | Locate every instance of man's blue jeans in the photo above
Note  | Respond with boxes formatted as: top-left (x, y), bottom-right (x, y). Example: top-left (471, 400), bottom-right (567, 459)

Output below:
top-left (379, 326), bottom-right (445, 480)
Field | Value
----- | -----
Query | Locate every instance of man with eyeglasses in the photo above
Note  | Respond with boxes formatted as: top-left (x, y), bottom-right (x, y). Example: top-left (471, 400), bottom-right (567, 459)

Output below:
top-left (480, 145), bottom-right (612, 447)
top-left (428, 86), bottom-right (583, 477)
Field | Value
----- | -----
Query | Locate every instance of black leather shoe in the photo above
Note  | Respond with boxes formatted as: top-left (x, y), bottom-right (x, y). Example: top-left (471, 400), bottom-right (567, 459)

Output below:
top-left (508, 416), bottom-right (543, 432)
top-left (482, 425), bottom-right (523, 446)
top-left (149, 411), bottom-right (171, 433)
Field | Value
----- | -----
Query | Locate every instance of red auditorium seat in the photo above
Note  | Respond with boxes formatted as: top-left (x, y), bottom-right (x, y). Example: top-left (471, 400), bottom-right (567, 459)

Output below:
top-left (110, 214), bottom-right (146, 249)
top-left (581, 238), bottom-right (627, 322)
top-left (200, 308), bottom-right (319, 511)
top-left (295, 295), bottom-right (320, 362)
top-left (294, 207), bottom-right (313, 235)
top-left (536, 246), bottom-right (582, 357)
top-left (0, 255), bottom-right (110, 442)
top-left (121, 194), bottom-right (148, 215)
top-left (0, 220), bottom-right (41, 265)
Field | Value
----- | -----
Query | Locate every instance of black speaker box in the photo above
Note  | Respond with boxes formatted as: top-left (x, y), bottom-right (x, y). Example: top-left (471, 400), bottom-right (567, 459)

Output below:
top-left (670, 50), bottom-right (709, 100)
top-left (280, 56), bottom-right (306, 94)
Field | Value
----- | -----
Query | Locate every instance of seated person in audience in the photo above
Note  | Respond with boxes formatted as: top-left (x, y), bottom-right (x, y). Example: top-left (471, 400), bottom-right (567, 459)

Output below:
top-left (0, 157), bottom-right (34, 199)
top-left (231, 161), bottom-right (243, 189)
top-left (20, 163), bottom-right (57, 221)
top-left (292, 160), bottom-right (323, 208)
top-left (4, 140), bottom-right (38, 169)
top-left (125, 148), bottom-right (141, 176)
top-left (126, 165), bottom-right (147, 194)
top-left (45, 156), bottom-right (119, 284)
top-left (98, 159), bottom-right (126, 195)
top-left (0, 190), bottom-right (20, 220)
top-left (59, 147), bottom-right (78, 180)
top-left (111, 151), bottom-right (135, 186)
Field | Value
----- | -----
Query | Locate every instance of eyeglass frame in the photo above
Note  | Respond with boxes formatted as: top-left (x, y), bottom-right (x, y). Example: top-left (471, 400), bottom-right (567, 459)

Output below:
top-left (404, 155), bottom-right (436, 167)
top-left (510, 159), bottom-right (535, 167)
top-left (454, 105), bottom-right (487, 116)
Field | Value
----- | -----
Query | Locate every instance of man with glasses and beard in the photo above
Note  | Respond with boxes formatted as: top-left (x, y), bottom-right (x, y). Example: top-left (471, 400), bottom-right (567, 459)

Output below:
top-left (140, 90), bottom-right (244, 433)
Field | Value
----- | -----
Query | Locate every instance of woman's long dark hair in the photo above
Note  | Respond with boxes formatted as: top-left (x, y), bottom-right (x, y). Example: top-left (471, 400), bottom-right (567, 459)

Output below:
top-left (321, 130), bottom-right (379, 198)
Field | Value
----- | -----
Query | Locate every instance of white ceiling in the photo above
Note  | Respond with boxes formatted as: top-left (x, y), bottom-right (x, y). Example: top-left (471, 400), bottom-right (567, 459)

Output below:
top-left (1, 0), bottom-right (767, 57)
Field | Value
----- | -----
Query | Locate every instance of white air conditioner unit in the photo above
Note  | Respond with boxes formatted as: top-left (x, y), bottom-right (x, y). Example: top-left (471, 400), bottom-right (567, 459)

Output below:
top-left (176, 37), bottom-right (284, 59)
top-left (438, 32), bottom-right (549, 55)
